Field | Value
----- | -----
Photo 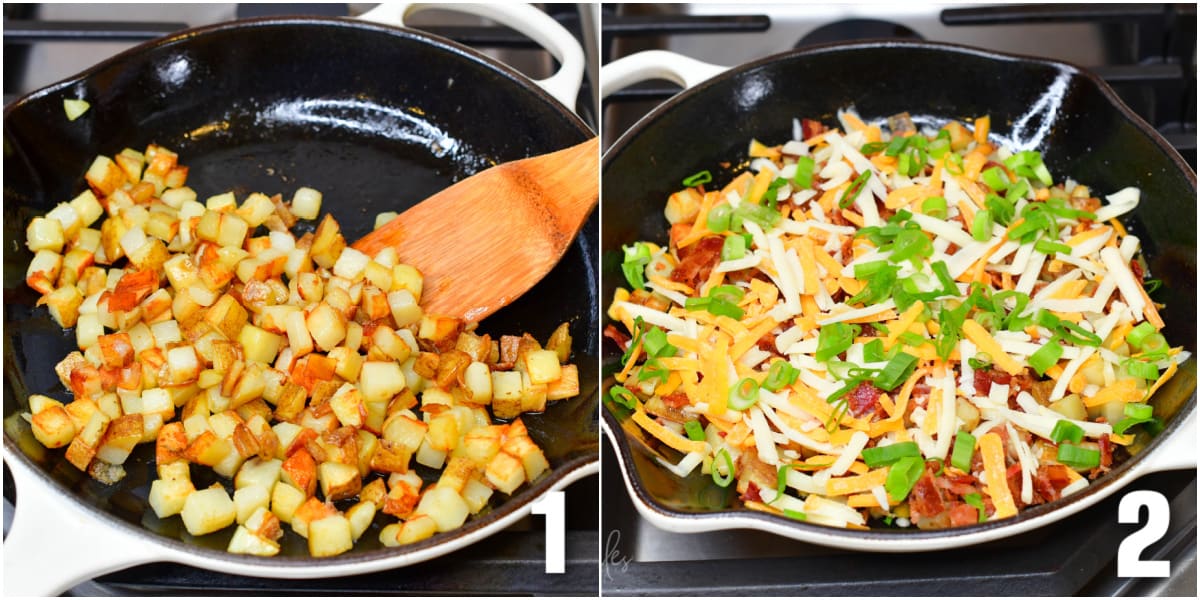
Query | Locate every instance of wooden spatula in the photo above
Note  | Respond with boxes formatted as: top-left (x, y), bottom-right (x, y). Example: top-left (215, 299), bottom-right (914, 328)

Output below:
top-left (352, 136), bottom-right (599, 322)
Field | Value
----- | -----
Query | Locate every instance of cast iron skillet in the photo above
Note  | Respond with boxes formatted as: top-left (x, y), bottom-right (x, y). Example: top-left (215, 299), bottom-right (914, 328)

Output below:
top-left (600, 41), bottom-right (1196, 551)
top-left (3, 15), bottom-right (598, 592)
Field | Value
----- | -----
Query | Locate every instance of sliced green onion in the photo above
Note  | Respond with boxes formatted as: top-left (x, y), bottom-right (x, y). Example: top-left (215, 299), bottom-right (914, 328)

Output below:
top-left (1113, 403), bottom-right (1159, 435)
top-left (1143, 278), bottom-right (1162, 294)
top-left (897, 152), bottom-right (912, 177)
top-left (1125, 403), bottom-right (1154, 420)
top-left (763, 360), bottom-right (799, 392)
top-left (728, 377), bottom-right (761, 410)
top-left (1050, 420), bottom-right (1084, 445)
top-left (712, 448), bottom-right (735, 487)
top-left (962, 492), bottom-right (987, 522)
top-left (853, 260), bottom-right (892, 279)
top-left (637, 358), bottom-right (668, 382)
top-left (1029, 338), bottom-right (1063, 376)
top-left (1060, 321), bottom-right (1102, 347)
top-left (863, 338), bottom-right (886, 363)
top-left (1126, 322), bottom-right (1157, 349)
top-left (684, 420), bottom-right (706, 442)
top-left (642, 326), bottom-right (675, 359)
top-left (950, 431), bottom-right (976, 472)
top-left (765, 177), bottom-right (788, 209)
top-left (721, 235), bottom-right (747, 261)
top-left (621, 317), bottom-right (646, 365)
top-left (1034, 239), bottom-right (1071, 255)
top-left (861, 441), bottom-right (921, 468)
top-left (793, 156), bottom-right (815, 189)
top-left (707, 203), bottom-right (732, 232)
top-left (971, 209), bottom-right (993, 241)
top-left (889, 228), bottom-right (934, 264)
top-left (985, 193), bottom-right (1015, 226)
top-left (968, 353), bottom-right (992, 370)
top-left (981, 166), bottom-right (1010, 191)
top-left (783, 509), bottom-right (808, 521)
top-left (1056, 443), bottom-right (1100, 469)
top-left (885, 455), bottom-right (925, 501)
top-left (621, 243), bottom-right (652, 289)
top-left (838, 170), bottom-right (873, 209)
top-left (874, 352), bottom-right (918, 391)
top-left (734, 201), bottom-right (782, 230)
top-left (816, 322), bottom-right (858, 362)
top-left (899, 331), bottom-right (927, 347)
top-left (708, 284), bottom-right (745, 305)
top-left (922, 196), bottom-right (948, 219)
top-left (773, 463), bottom-right (794, 502)
top-left (884, 135), bottom-right (911, 157)
top-left (860, 141), bottom-right (888, 155)
top-left (609, 385), bottom-right (637, 410)
top-left (682, 170), bottom-right (712, 187)
top-left (1123, 358), bottom-right (1160, 381)
top-left (1139, 332), bottom-right (1168, 355)
top-left (705, 299), bottom-right (744, 319)
top-left (1005, 179), bottom-right (1030, 203)
top-left (945, 152), bottom-right (964, 175)
top-left (928, 138), bottom-right (951, 159)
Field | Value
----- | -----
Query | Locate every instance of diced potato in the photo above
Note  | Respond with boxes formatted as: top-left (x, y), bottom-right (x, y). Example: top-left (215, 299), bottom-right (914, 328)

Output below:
top-left (85, 155), bottom-right (126, 196)
top-left (461, 426), bottom-right (504, 467)
top-left (461, 361), bottom-right (493, 405)
top-left (271, 481), bottom-right (307, 524)
top-left (427, 413), bottom-right (459, 452)
top-left (27, 249), bottom-right (63, 295)
top-left (281, 447), bottom-right (317, 497)
top-left (148, 476), bottom-right (196, 518)
top-left (308, 514), bottom-right (353, 557)
top-left (292, 497), bottom-right (339, 538)
top-left (291, 187), bottom-right (323, 220)
top-left (461, 478), bottom-right (495, 513)
top-left (96, 413), bottom-right (143, 464)
top-left (390, 264), bottom-right (423, 299)
top-left (332, 247), bottom-right (370, 281)
top-left (392, 513), bottom-right (434, 544)
top-left (379, 522), bottom-right (404, 547)
top-left (437, 456), bottom-right (477, 494)
top-left (318, 461), bottom-right (362, 501)
top-left (360, 361), bottom-right (407, 405)
top-left (238, 324), bottom-right (283, 364)
top-left (234, 485), bottom-right (271, 524)
top-left (70, 189), bottom-right (104, 226)
top-left (26, 217), bottom-right (65, 253)
top-left (416, 486), bottom-right (470, 532)
top-left (244, 505), bottom-right (283, 541)
top-left (227, 525), bottom-right (280, 556)
top-left (306, 302), bottom-right (346, 351)
top-left (415, 436), bottom-right (447, 470)
top-left (502, 433), bottom-right (550, 482)
top-left (382, 413), bottom-right (427, 453)
top-left (387, 290), bottom-right (422, 328)
top-left (236, 457), bottom-right (283, 490)
top-left (523, 349), bottom-right (563, 385)
top-left (345, 500), bottom-right (376, 541)
top-left (486, 451), bottom-right (526, 495)
top-left (180, 486), bottom-right (237, 536)
top-left (490, 371), bottom-right (523, 419)
top-left (31, 405), bottom-right (76, 448)
top-left (546, 364), bottom-right (580, 401)
top-left (309, 214), bottom-right (345, 269)
top-left (237, 192), bottom-right (276, 228)
top-left (519, 371), bottom-right (548, 414)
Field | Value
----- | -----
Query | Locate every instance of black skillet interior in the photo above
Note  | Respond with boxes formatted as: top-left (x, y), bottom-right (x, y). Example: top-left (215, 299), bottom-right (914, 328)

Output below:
top-left (601, 41), bottom-right (1196, 534)
top-left (3, 17), bottom-right (599, 563)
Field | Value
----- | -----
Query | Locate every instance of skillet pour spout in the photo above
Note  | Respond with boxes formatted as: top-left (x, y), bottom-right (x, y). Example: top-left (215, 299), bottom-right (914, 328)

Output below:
top-left (600, 40), bottom-right (1195, 552)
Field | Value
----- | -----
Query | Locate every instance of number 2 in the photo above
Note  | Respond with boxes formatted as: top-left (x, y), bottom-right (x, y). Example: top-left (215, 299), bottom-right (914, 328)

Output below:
top-left (531, 491), bottom-right (565, 574)
top-left (1117, 490), bottom-right (1170, 578)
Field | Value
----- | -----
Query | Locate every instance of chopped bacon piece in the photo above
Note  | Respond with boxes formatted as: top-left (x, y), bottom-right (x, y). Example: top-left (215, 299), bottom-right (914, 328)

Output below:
top-left (908, 473), bottom-right (946, 521)
top-left (1130, 259), bottom-right (1145, 282)
top-left (108, 268), bottom-right (159, 312)
top-left (948, 502), bottom-right (979, 527)
top-left (847, 381), bottom-right (884, 418)
top-left (603, 324), bottom-right (632, 351)
top-left (973, 368), bottom-right (1012, 396)
top-left (742, 481), bottom-right (763, 504)
top-left (801, 118), bottom-right (828, 140)
top-left (671, 236), bottom-right (724, 288)
top-left (1033, 464), bottom-right (1074, 502)
top-left (661, 392), bottom-right (690, 410)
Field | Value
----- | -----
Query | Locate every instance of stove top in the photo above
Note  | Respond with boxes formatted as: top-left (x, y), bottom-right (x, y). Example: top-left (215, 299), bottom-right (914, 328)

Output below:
top-left (599, 3), bottom-right (1196, 596)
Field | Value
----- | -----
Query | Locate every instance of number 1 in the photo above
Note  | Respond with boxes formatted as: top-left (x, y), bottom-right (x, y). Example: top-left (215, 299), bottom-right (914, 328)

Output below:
top-left (531, 491), bottom-right (565, 574)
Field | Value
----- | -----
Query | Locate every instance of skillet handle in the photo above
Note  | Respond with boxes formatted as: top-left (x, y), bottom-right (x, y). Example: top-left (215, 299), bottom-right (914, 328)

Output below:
top-left (3, 453), bottom-right (165, 596)
top-left (1135, 407), bottom-right (1197, 473)
top-left (600, 50), bottom-right (728, 99)
top-left (359, 2), bottom-right (585, 113)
